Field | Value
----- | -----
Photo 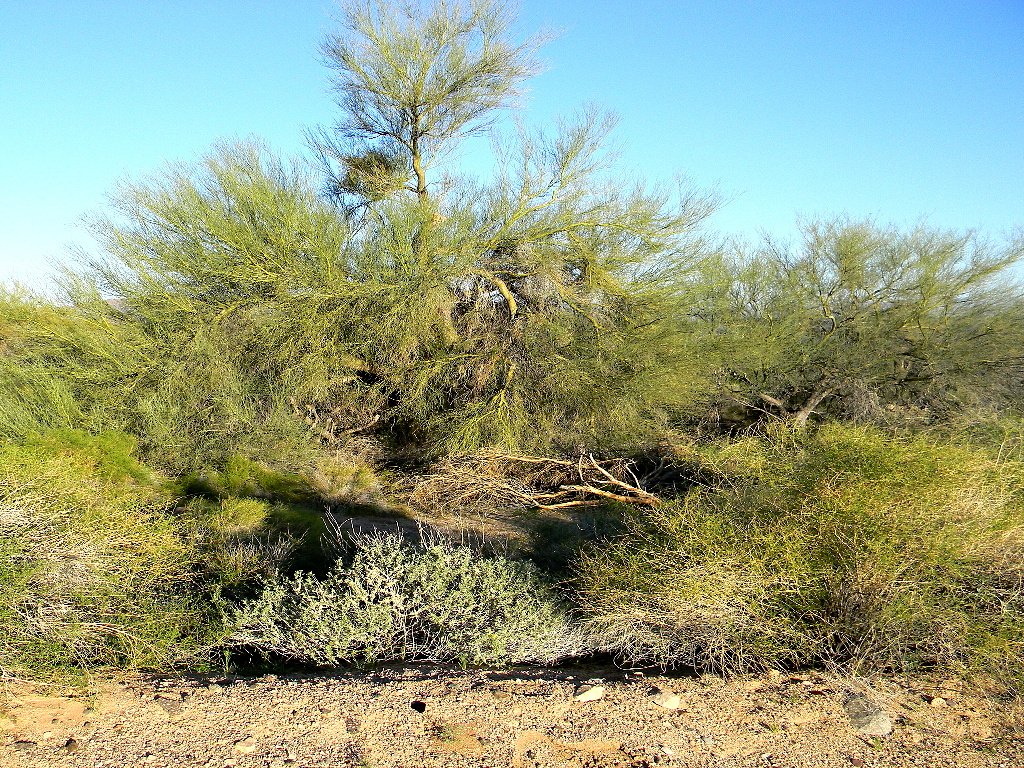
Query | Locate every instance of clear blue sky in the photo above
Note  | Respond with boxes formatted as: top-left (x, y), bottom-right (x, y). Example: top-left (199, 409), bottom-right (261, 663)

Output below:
top-left (1, 0), bottom-right (1022, 286)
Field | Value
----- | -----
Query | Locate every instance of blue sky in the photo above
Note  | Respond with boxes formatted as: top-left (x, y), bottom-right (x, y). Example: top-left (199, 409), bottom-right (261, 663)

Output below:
top-left (1, 0), bottom-right (1022, 286)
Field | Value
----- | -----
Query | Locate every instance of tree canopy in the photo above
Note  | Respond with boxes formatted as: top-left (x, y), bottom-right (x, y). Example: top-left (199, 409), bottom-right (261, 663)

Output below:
top-left (3, 0), bottom-right (1019, 473)
top-left (719, 220), bottom-right (1024, 426)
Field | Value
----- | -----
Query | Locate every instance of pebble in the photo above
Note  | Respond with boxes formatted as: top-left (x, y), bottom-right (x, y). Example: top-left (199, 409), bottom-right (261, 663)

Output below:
top-left (233, 736), bottom-right (257, 755)
top-left (573, 684), bottom-right (606, 702)
top-left (843, 693), bottom-right (893, 737)
top-left (647, 686), bottom-right (682, 710)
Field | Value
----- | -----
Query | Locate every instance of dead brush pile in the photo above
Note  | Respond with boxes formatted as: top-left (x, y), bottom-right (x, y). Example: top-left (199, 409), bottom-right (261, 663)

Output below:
top-left (406, 452), bottom-right (668, 518)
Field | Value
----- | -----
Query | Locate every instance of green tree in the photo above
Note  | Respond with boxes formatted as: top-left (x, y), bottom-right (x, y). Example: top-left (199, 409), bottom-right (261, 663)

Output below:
top-left (76, 0), bottom-right (722, 459)
top-left (310, 0), bottom-right (543, 204)
top-left (309, 0), bottom-right (722, 452)
top-left (718, 219), bottom-right (1024, 426)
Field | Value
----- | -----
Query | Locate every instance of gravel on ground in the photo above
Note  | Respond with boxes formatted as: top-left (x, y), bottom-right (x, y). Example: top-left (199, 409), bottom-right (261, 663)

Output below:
top-left (2, 665), bottom-right (1021, 768)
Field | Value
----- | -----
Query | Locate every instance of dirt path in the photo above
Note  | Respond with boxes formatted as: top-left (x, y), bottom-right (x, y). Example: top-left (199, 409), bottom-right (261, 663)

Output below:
top-left (2, 666), bottom-right (1021, 768)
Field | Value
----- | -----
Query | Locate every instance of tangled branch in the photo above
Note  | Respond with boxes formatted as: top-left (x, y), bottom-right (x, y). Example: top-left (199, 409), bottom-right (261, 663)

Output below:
top-left (409, 452), bottom-right (663, 515)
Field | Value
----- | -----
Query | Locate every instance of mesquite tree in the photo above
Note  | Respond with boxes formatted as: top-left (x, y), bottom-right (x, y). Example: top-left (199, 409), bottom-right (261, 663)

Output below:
top-left (719, 219), bottom-right (1024, 426)
top-left (302, 0), bottom-right (723, 452)
top-left (77, 0), bottom-right (723, 459)
top-left (310, 0), bottom-right (542, 204)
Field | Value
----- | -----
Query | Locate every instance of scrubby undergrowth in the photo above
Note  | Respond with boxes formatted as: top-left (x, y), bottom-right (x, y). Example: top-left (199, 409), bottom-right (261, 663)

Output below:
top-left (0, 433), bottom-right (215, 679)
top-left (575, 425), bottom-right (1024, 688)
top-left (228, 531), bottom-right (587, 667)
top-left (2, 422), bottom-right (1024, 695)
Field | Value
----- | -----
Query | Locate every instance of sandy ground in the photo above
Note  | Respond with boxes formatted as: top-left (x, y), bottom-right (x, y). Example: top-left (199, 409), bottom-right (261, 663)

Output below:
top-left (2, 665), bottom-right (1021, 768)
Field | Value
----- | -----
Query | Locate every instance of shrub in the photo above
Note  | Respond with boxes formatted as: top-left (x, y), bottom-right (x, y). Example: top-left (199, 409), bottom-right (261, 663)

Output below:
top-left (574, 424), bottom-right (1024, 688)
top-left (192, 497), bottom-right (303, 591)
top-left (0, 432), bottom-right (222, 678)
top-left (227, 531), bottom-right (587, 666)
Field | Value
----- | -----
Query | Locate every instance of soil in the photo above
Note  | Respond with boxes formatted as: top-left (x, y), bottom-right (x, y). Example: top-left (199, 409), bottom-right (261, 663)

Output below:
top-left (2, 666), bottom-right (1021, 768)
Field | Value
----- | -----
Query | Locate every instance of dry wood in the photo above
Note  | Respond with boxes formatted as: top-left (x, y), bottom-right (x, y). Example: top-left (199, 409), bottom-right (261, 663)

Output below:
top-left (408, 452), bottom-right (662, 515)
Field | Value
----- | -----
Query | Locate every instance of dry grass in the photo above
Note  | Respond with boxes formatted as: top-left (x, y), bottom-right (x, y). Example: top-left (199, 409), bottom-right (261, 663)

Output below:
top-left (408, 452), bottom-right (660, 517)
top-left (574, 425), bottom-right (1024, 690)
top-left (0, 434), bottom-right (218, 680)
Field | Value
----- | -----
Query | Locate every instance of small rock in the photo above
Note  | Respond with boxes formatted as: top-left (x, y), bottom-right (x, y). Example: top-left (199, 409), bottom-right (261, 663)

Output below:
top-left (410, 700), bottom-right (427, 713)
top-left (62, 738), bottom-right (80, 753)
top-left (233, 736), bottom-right (258, 755)
top-left (573, 684), bottom-right (606, 702)
top-left (155, 697), bottom-right (182, 715)
top-left (647, 686), bottom-right (682, 710)
top-left (850, 758), bottom-right (865, 767)
top-left (843, 694), bottom-right (893, 737)
top-left (929, 696), bottom-right (947, 708)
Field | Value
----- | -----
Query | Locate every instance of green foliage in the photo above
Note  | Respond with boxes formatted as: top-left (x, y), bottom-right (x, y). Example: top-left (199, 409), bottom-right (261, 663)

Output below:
top-left (66, 0), bottom-right (722, 459)
top-left (575, 424), bottom-right (1024, 688)
top-left (189, 496), bottom-right (307, 593)
top-left (311, 0), bottom-right (543, 202)
top-left (25, 429), bottom-right (158, 485)
top-left (1, 0), bottom-right (1023, 688)
top-left (0, 433), bottom-right (221, 678)
top-left (1, 272), bottom-right (320, 478)
top-left (75, 147), bottom-right (342, 472)
top-left (0, 289), bottom-right (140, 440)
top-left (185, 452), bottom-right (383, 509)
top-left (228, 531), bottom-right (586, 666)
top-left (718, 220), bottom-right (1024, 426)
top-left (186, 456), bottom-right (321, 504)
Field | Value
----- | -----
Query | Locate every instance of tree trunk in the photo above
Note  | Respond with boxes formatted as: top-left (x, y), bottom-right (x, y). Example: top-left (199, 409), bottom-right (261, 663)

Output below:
top-left (791, 387), bottom-right (834, 427)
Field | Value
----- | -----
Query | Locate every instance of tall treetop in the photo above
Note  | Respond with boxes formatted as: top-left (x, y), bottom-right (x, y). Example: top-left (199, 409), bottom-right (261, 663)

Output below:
top-left (316, 0), bottom-right (543, 201)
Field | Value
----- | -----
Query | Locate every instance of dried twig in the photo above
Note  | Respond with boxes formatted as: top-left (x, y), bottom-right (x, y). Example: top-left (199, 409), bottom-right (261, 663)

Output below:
top-left (408, 452), bottom-right (663, 515)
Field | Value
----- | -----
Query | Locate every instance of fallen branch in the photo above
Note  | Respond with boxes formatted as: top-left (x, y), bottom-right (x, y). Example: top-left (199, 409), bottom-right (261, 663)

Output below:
top-left (408, 452), bottom-right (663, 515)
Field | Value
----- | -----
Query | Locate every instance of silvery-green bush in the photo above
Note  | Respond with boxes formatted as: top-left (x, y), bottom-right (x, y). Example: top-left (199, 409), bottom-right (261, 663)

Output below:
top-left (227, 532), bottom-right (586, 666)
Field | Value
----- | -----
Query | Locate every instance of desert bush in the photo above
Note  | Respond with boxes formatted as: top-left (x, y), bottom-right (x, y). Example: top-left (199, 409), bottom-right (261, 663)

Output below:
top-left (574, 424), bottom-right (1024, 687)
top-left (0, 432), bottom-right (222, 678)
top-left (186, 496), bottom-right (304, 591)
top-left (0, 283), bottom-right (323, 480)
top-left (227, 530), bottom-right (587, 666)
top-left (0, 290), bottom-right (132, 440)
